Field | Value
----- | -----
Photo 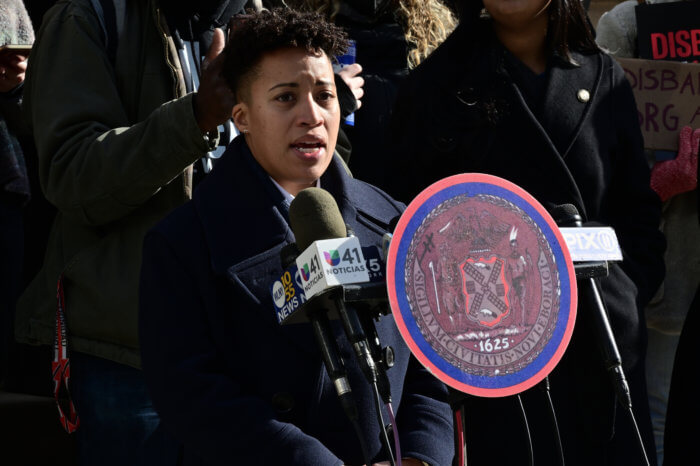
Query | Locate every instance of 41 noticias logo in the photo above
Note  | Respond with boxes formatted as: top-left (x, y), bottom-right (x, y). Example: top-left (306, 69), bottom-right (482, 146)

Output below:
top-left (302, 247), bottom-right (365, 280)
top-left (296, 237), bottom-right (371, 299)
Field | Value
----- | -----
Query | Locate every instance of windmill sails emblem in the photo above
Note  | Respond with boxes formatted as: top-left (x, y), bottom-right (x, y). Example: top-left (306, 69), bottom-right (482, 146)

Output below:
top-left (461, 255), bottom-right (510, 327)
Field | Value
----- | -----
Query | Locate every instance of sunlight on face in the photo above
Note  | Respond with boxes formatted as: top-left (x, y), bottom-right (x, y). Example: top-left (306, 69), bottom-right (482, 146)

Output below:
top-left (232, 47), bottom-right (341, 196)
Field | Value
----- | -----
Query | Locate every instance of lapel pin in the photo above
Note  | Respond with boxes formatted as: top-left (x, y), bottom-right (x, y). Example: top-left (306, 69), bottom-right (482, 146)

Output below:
top-left (577, 89), bottom-right (590, 103)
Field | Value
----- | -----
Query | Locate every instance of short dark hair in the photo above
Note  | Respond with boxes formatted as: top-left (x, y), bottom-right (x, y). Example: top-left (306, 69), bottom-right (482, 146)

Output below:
top-left (456, 0), bottom-right (599, 64)
top-left (222, 8), bottom-right (349, 102)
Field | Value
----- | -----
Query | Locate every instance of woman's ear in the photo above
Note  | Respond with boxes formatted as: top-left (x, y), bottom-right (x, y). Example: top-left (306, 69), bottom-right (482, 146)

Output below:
top-left (232, 103), bottom-right (249, 134)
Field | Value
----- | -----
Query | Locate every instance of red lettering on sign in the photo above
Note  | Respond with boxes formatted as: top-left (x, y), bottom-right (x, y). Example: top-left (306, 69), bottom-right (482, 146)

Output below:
top-left (650, 30), bottom-right (700, 60)
top-left (693, 29), bottom-right (700, 56)
top-left (668, 32), bottom-right (677, 59)
top-left (677, 30), bottom-right (692, 58)
top-left (652, 33), bottom-right (668, 59)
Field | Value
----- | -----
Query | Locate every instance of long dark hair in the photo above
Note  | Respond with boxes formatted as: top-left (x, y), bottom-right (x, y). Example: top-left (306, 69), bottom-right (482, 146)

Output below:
top-left (456, 0), bottom-right (599, 63)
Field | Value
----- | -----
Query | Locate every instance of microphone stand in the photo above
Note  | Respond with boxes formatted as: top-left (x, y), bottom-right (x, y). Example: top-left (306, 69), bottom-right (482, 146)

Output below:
top-left (305, 298), bottom-right (373, 466)
top-left (340, 283), bottom-right (398, 466)
top-left (279, 245), bottom-right (373, 465)
top-left (556, 210), bottom-right (651, 466)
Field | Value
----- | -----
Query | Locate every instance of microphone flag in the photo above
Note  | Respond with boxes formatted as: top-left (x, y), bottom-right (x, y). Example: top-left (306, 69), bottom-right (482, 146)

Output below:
top-left (387, 174), bottom-right (577, 397)
top-left (296, 237), bottom-right (370, 299)
top-left (271, 245), bottom-right (386, 325)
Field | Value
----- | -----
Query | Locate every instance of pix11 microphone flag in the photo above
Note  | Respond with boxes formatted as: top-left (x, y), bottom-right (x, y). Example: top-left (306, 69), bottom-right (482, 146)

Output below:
top-left (386, 174), bottom-right (577, 397)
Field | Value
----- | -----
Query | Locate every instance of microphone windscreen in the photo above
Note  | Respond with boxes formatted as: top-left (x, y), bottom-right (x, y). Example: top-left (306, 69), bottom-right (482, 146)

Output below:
top-left (548, 204), bottom-right (582, 227)
top-left (289, 188), bottom-right (347, 251)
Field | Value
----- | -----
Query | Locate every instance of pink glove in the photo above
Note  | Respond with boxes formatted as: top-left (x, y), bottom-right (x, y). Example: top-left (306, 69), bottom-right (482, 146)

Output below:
top-left (650, 126), bottom-right (700, 202)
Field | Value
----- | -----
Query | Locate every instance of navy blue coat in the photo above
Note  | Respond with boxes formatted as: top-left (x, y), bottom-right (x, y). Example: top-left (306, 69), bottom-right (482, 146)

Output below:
top-left (138, 137), bottom-right (455, 466)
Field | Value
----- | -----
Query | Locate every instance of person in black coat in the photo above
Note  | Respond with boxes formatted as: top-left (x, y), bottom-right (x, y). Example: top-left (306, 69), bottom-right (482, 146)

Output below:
top-left (384, 0), bottom-right (666, 464)
top-left (138, 9), bottom-right (454, 465)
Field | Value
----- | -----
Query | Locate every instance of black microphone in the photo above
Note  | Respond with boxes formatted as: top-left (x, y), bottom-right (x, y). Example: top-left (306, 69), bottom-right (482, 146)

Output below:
top-left (288, 189), bottom-right (381, 393)
top-left (287, 188), bottom-right (398, 466)
top-left (283, 189), bottom-right (359, 422)
top-left (549, 205), bottom-right (632, 409)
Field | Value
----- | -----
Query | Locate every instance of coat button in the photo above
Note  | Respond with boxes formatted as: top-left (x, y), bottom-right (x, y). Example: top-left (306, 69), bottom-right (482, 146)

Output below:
top-left (577, 89), bottom-right (590, 103)
top-left (271, 392), bottom-right (295, 414)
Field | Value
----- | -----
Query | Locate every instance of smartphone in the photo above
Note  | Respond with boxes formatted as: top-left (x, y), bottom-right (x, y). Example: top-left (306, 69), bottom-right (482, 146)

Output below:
top-left (333, 40), bottom-right (357, 127)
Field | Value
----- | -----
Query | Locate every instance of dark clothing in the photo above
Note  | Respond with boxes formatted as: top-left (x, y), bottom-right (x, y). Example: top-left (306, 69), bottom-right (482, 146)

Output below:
top-left (0, 87), bottom-right (30, 208)
top-left (139, 137), bottom-right (455, 466)
top-left (663, 284), bottom-right (700, 466)
top-left (502, 48), bottom-right (548, 118)
top-left (386, 24), bottom-right (665, 465)
top-left (69, 352), bottom-right (179, 466)
top-left (335, 9), bottom-right (410, 187)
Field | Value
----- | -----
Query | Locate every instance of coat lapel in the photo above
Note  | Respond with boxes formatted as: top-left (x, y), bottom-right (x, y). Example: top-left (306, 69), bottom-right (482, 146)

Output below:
top-left (539, 52), bottom-right (603, 159)
top-left (494, 50), bottom-right (602, 219)
top-left (193, 137), bottom-right (297, 334)
top-left (194, 136), bottom-right (295, 275)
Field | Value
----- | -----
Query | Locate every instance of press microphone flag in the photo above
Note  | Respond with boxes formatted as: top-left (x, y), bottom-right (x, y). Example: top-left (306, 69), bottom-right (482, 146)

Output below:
top-left (386, 173), bottom-right (578, 398)
top-left (559, 227), bottom-right (622, 262)
top-left (296, 237), bottom-right (370, 299)
top-left (270, 186), bottom-right (372, 322)
top-left (271, 245), bottom-right (385, 325)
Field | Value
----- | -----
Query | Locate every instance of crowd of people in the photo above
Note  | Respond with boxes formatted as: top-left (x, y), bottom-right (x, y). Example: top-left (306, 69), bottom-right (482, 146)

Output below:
top-left (1, 0), bottom-right (697, 465)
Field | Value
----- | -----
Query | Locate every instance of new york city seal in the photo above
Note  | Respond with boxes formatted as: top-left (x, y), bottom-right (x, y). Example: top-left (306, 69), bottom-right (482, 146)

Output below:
top-left (387, 174), bottom-right (576, 397)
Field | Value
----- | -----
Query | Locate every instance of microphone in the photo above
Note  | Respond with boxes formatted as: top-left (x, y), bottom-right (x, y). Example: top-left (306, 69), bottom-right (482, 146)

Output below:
top-left (288, 189), bottom-right (383, 392)
top-left (274, 189), bottom-right (361, 422)
top-left (287, 189), bottom-right (400, 465)
top-left (549, 204), bottom-right (632, 410)
top-left (289, 188), bottom-right (349, 252)
top-left (552, 205), bottom-right (651, 465)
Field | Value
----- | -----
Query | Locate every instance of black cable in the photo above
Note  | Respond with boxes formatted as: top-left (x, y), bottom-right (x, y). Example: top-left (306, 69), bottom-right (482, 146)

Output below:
top-left (626, 407), bottom-right (651, 466)
top-left (539, 377), bottom-right (565, 466)
top-left (373, 380), bottom-right (396, 466)
top-left (516, 394), bottom-right (534, 466)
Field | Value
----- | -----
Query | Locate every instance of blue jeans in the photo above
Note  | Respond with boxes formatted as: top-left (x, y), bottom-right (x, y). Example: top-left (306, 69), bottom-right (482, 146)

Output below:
top-left (70, 352), bottom-right (179, 466)
top-left (646, 328), bottom-right (681, 466)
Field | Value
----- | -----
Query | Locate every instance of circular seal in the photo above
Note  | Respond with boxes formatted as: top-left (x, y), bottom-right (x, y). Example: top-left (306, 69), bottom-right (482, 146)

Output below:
top-left (387, 174), bottom-right (577, 397)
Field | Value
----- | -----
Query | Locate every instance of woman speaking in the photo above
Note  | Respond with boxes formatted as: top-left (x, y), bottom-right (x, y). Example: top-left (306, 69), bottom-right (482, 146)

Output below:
top-left (138, 8), bottom-right (454, 466)
top-left (385, 0), bottom-right (665, 464)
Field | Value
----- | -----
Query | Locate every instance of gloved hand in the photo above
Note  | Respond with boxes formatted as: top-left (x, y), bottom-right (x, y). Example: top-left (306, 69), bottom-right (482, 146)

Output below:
top-left (650, 126), bottom-right (700, 202)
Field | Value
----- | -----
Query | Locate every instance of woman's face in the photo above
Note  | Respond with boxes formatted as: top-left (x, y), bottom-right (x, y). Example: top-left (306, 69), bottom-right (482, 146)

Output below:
top-left (232, 47), bottom-right (340, 196)
top-left (482, 0), bottom-right (550, 29)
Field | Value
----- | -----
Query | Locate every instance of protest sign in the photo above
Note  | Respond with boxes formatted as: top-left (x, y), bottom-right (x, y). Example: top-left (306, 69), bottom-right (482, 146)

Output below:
top-left (618, 57), bottom-right (700, 151)
top-left (636, 1), bottom-right (700, 63)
